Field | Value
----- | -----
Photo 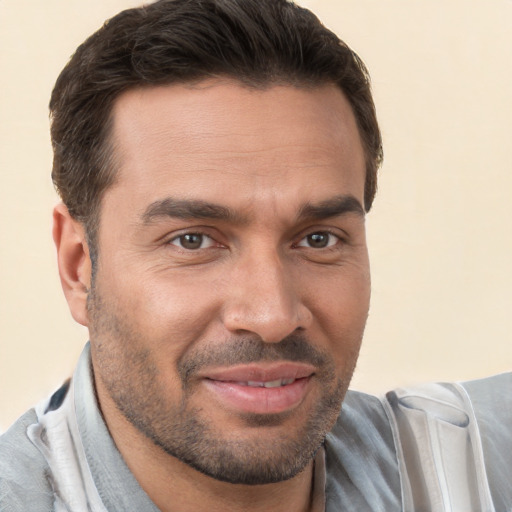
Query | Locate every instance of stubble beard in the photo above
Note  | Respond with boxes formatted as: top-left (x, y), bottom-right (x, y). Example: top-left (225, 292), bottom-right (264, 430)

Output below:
top-left (87, 285), bottom-right (361, 485)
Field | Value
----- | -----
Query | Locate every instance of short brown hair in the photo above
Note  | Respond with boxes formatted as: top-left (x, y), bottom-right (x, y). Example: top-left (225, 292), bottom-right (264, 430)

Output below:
top-left (50, 0), bottom-right (382, 247)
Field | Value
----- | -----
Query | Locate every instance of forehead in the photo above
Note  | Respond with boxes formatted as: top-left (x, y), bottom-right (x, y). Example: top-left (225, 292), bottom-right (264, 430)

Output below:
top-left (106, 80), bottom-right (366, 215)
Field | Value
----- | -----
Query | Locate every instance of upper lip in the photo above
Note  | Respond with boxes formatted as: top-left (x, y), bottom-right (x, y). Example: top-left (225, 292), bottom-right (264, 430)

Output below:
top-left (199, 362), bottom-right (316, 383)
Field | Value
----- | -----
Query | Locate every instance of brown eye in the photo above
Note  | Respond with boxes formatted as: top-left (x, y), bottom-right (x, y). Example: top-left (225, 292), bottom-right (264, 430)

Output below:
top-left (297, 232), bottom-right (338, 249)
top-left (308, 233), bottom-right (329, 248)
top-left (170, 233), bottom-right (214, 250)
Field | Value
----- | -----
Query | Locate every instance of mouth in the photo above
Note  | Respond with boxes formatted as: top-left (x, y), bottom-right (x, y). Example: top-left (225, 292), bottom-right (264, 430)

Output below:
top-left (199, 363), bottom-right (315, 415)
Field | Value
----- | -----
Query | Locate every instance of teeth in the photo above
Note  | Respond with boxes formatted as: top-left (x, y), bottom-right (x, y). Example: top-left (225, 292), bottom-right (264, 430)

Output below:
top-left (262, 379), bottom-right (283, 388)
top-left (243, 379), bottom-right (295, 388)
top-left (245, 381), bottom-right (262, 387)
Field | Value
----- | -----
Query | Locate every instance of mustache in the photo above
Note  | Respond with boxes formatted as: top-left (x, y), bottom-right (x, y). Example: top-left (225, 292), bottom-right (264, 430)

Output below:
top-left (178, 332), bottom-right (332, 384)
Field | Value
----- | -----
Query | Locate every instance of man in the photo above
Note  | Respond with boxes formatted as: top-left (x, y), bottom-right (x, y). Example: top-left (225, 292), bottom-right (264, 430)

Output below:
top-left (0, 0), bottom-right (510, 511)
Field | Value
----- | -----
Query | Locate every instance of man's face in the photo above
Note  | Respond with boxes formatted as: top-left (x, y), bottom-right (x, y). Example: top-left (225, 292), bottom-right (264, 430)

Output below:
top-left (87, 81), bottom-right (370, 484)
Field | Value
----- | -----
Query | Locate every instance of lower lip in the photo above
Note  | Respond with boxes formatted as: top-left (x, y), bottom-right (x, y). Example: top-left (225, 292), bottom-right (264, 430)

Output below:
top-left (203, 378), bottom-right (311, 415)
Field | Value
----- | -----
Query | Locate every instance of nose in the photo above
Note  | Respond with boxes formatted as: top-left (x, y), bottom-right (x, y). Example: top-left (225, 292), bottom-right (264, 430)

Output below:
top-left (221, 251), bottom-right (313, 343)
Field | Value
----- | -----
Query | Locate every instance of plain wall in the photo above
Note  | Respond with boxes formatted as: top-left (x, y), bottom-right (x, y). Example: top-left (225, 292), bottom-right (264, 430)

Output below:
top-left (1, 0), bottom-right (511, 430)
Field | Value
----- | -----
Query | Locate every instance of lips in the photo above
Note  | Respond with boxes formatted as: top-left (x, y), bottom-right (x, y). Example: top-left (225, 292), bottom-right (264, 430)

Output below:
top-left (199, 363), bottom-right (315, 415)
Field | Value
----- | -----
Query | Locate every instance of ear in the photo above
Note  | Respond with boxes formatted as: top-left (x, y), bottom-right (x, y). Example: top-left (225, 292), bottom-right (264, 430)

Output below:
top-left (53, 203), bottom-right (92, 327)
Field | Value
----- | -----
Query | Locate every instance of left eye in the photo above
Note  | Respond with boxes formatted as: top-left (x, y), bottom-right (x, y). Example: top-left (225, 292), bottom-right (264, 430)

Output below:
top-left (297, 232), bottom-right (339, 249)
top-left (169, 233), bottom-right (216, 250)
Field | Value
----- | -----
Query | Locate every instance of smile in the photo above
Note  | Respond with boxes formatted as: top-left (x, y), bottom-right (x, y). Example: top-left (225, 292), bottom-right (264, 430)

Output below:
top-left (198, 363), bottom-right (315, 415)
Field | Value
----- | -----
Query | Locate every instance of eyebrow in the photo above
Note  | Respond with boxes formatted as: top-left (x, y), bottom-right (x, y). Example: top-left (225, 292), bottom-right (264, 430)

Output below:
top-left (297, 195), bottom-right (365, 221)
top-left (141, 198), bottom-right (248, 224)
top-left (141, 194), bottom-right (364, 225)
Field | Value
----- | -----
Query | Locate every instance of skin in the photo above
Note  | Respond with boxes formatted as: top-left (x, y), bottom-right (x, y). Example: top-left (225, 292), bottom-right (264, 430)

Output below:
top-left (53, 80), bottom-right (370, 512)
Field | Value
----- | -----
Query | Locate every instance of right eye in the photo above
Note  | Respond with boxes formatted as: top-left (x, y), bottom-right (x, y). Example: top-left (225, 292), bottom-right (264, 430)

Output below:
top-left (169, 233), bottom-right (216, 250)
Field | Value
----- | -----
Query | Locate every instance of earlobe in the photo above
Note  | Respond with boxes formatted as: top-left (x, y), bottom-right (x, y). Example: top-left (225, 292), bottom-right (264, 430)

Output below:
top-left (53, 203), bottom-right (92, 327)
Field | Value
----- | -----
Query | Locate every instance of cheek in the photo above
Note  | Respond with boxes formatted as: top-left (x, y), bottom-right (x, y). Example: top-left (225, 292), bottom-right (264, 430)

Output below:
top-left (307, 258), bottom-right (370, 317)
top-left (305, 265), bottom-right (370, 359)
top-left (102, 265), bottom-right (225, 353)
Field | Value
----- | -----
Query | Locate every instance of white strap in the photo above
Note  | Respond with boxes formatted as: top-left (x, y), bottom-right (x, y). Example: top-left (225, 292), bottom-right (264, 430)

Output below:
top-left (382, 382), bottom-right (495, 512)
top-left (27, 380), bottom-right (108, 512)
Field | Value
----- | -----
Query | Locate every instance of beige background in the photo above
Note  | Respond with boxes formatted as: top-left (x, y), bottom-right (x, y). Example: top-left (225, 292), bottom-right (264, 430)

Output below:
top-left (1, 0), bottom-right (511, 431)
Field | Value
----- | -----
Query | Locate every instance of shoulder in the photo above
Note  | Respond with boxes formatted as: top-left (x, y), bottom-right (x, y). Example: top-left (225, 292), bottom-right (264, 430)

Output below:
top-left (381, 372), bottom-right (512, 511)
top-left (460, 372), bottom-right (512, 510)
top-left (382, 371), bottom-right (512, 432)
top-left (459, 372), bottom-right (512, 451)
top-left (0, 409), bottom-right (54, 511)
top-left (460, 371), bottom-right (512, 411)
top-left (457, 372), bottom-right (512, 445)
